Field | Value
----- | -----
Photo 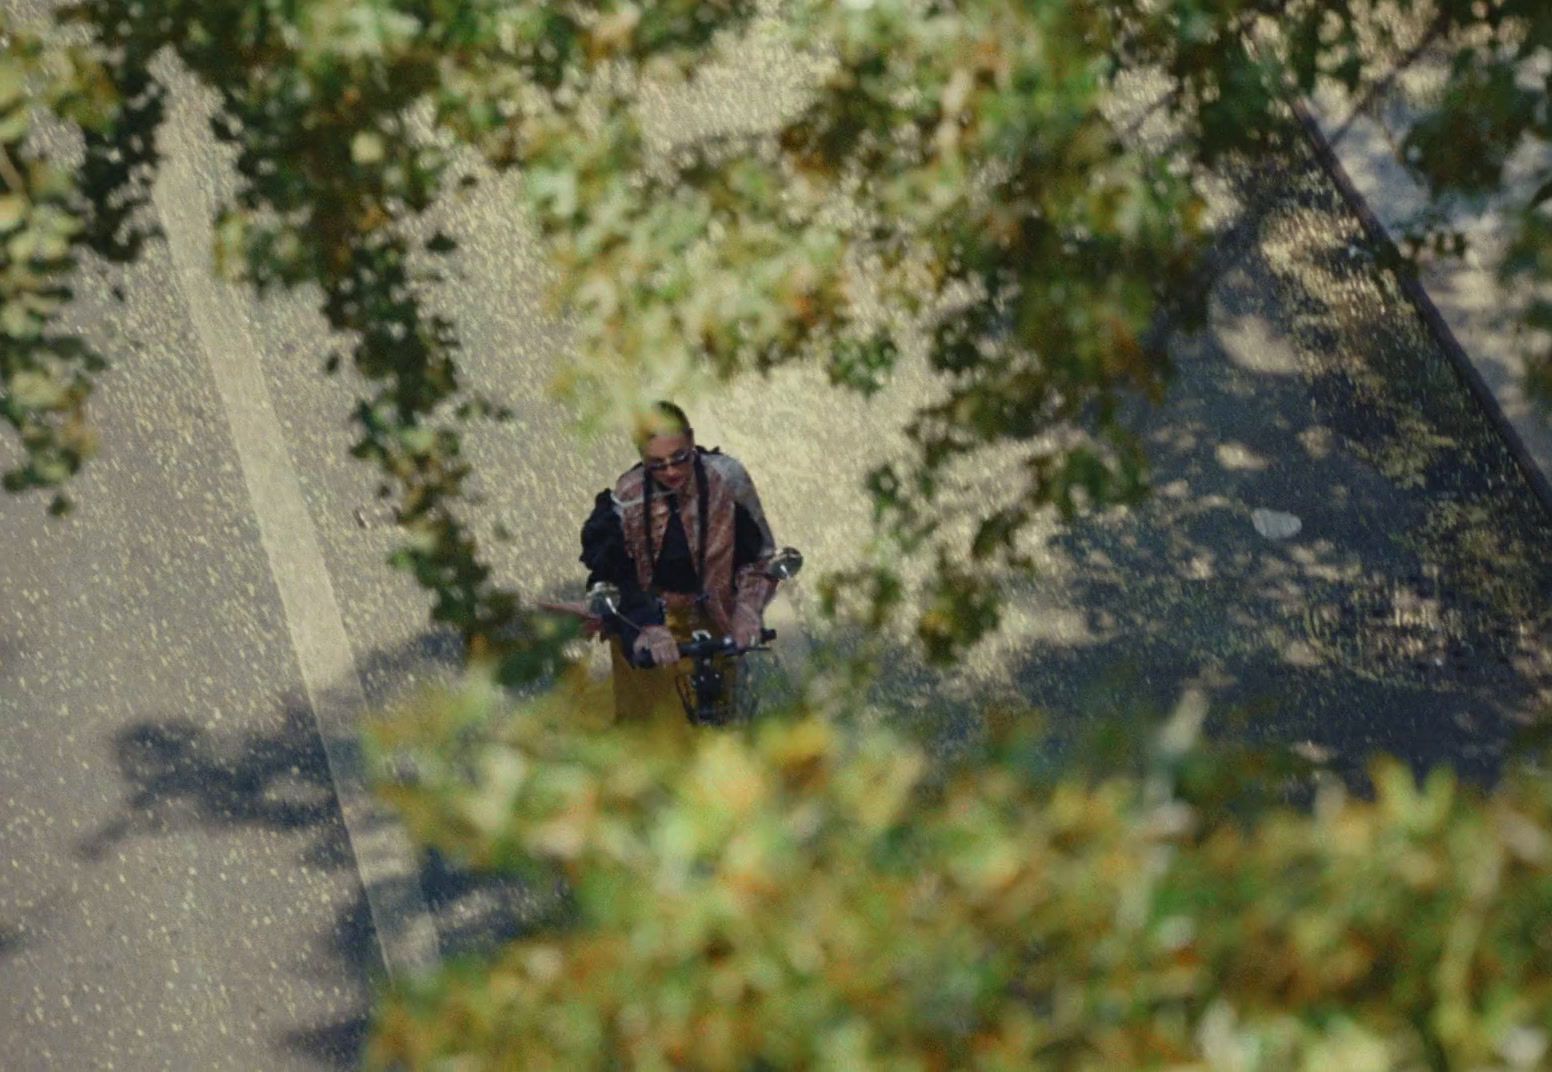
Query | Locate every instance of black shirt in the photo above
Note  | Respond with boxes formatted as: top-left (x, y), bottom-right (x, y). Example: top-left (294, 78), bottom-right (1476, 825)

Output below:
top-left (579, 482), bottom-right (766, 628)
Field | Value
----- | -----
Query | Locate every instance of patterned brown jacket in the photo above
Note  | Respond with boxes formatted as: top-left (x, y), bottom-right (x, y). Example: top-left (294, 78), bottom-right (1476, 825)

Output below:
top-left (607, 448), bottom-right (779, 635)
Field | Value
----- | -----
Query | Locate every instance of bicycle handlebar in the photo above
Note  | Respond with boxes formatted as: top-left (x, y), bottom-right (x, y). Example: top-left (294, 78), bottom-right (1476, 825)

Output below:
top-left (632, 628), bottom-right (777, 669)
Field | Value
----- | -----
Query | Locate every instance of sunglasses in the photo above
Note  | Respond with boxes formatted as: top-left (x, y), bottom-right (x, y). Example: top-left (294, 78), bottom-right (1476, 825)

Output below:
top-left (643, 447), bottom-right (695, 472)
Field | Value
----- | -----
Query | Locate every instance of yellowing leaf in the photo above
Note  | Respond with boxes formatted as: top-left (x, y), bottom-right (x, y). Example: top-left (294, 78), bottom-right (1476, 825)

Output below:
top-left (351, 131), bottom-right (386, 165)
top-left (0, 194), bottom-right (27, 232)
top-left (7, 369), bottom-right (66, 408)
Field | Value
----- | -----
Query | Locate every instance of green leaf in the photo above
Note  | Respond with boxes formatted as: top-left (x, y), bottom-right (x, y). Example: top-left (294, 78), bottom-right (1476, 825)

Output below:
top-left (0, 61), bottom-right (26, 111)
top-left (0, 194), bottom-right (27, 232)
top-left (0, 108), bottom-right (31, 142)
top-left (6, 370), bottom-right (66, 408)
top-left (351, 131), bottom-right (386, 165)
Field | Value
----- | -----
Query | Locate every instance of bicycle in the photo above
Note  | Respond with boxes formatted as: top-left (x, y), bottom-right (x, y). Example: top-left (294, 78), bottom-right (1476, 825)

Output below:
top-left (543, 547), bottom-right (803, 727)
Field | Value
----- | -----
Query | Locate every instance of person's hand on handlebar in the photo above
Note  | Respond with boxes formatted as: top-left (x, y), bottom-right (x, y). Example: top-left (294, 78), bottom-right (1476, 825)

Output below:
top-left (633, 624), bottom-right (680, 668)
top-left (731, 607), bottom-right (764, 652)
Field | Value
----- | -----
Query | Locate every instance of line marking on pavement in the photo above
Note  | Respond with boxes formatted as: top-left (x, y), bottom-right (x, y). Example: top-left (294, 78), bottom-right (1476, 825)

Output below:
top-left (151, 60), bottom-right (440, 982)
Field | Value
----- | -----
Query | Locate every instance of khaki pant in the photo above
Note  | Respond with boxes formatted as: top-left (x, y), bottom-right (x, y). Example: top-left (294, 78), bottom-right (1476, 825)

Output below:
top-left (609, 601), bottom-right (738, 734)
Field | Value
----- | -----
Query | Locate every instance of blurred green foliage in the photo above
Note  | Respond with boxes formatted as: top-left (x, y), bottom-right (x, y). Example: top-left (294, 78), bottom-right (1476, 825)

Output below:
top-left (361, 669), bottom-right (1552, 1070)
top-left (0, 20), bottom-right (120, 513)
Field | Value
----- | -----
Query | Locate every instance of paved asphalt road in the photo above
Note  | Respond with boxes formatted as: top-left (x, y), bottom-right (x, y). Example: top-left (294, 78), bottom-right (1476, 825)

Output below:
top-left (3, 15), bottom-right (1552, 1072)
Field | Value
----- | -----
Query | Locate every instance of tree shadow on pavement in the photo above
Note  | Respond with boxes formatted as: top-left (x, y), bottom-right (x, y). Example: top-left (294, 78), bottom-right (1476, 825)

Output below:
top-left (75, 703), bottom-right (349, 863)
top-left (0, 921), bottom-right (25, 960)
top-left (982, 142), bottom-right (1552, 792)
top-left (73, 626), bottom-right (561, 1070)
top-left (790, 143), bottom-right (1552, 796)
top-left (74, 693), bottom-right (379, 1069)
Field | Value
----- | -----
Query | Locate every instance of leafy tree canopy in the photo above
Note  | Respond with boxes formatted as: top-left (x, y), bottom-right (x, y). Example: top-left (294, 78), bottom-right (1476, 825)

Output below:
top-left (3, 0), bottom-right (1549, 664)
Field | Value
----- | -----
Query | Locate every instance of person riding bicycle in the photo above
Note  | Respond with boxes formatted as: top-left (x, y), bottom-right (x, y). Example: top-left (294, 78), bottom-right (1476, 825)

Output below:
top-left (579, 401), bottom-right (783, 726)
